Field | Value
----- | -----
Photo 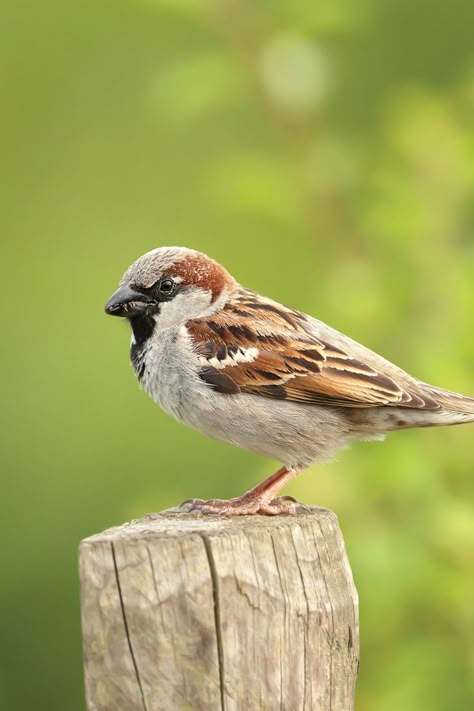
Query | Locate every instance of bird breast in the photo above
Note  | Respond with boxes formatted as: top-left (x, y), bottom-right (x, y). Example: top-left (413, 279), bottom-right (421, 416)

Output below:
top-left (132, 325), bottom-right (356, 468)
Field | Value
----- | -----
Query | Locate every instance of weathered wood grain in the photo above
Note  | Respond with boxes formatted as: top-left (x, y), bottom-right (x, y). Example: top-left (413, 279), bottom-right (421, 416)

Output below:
top-left (80, 508), bottom-right (359, 711)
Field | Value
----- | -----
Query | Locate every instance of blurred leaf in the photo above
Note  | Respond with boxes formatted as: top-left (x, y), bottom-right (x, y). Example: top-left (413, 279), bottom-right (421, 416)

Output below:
top-left (149, 50), bottom-right (246, 125)
top-left (203, 151), bottom-right (302, 223)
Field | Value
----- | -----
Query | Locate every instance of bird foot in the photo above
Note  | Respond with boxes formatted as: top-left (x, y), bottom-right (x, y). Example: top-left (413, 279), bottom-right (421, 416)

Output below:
top-left (180, 494), bottom-right (311, 517)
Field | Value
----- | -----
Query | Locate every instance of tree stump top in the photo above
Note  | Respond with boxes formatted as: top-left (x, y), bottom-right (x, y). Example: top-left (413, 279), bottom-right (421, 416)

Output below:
top-left (81, 506), bottom-right (339, 544)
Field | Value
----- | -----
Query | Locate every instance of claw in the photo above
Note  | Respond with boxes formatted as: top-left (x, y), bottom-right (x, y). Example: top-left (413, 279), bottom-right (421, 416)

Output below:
top-left (262, 496), bottom-right (312, 515)
top-left (179, 498), bottom-right (205, 510)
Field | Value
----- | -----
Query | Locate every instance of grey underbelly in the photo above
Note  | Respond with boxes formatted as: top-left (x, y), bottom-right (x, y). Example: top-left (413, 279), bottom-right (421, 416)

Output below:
top-left (152, 376), bottom-right (352, 467)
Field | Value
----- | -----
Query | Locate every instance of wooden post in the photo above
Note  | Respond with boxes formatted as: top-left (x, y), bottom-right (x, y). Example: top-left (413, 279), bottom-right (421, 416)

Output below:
top-left (79, 508), bottom-right (359, 711)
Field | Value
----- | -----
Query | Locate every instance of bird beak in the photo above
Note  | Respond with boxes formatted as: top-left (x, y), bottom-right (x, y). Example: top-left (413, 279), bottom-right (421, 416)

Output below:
top-left (105, 284), bottom-right (156, 317)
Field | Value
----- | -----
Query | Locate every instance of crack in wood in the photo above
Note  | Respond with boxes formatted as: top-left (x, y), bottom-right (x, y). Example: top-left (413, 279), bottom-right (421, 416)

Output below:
top-left (314, 520), bottom-right (336, 710)
top-left (270, 534), bottom-right (286, 711)
top-left (202, 534), bottom-right (226, 711)
top-left (111, 542), bottom-right (148, 711)
top-left (290, 529), bottom-right (309, 711)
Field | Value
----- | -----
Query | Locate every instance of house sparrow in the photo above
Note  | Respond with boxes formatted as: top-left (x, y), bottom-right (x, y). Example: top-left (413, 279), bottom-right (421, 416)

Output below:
top-left (105, 247), bottom-right (474, 515)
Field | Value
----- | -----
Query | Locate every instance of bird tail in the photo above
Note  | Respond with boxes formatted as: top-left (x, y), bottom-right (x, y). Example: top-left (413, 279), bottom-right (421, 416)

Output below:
top-left (420, 383), bottom-right (474, 426)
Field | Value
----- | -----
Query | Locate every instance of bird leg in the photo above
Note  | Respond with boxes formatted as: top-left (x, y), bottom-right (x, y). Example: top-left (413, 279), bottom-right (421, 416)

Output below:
top-left (181, 465), bottom-right (311, 516)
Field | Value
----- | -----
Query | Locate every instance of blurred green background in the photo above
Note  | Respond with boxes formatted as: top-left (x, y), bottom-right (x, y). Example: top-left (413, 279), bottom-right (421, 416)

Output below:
top-left (1, 0), bottom-right (474, 709)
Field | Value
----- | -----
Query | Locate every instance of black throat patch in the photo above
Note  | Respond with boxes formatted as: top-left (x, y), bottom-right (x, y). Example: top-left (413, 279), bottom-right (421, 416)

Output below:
top-left (129, 314), bottom-right (156, 379)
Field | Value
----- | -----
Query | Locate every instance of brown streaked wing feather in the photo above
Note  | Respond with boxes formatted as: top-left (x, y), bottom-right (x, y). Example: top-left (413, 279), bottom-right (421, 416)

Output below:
top-left (187, 291), bottom-right (441, 410)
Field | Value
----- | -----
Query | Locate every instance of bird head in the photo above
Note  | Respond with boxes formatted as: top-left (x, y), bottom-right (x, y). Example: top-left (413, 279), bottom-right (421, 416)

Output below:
top-left (105, 247), bottom-right (236, 331)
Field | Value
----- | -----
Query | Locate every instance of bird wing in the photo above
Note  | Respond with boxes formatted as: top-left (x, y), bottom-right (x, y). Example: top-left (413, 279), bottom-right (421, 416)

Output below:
top-left (187, 290), bottom-right (440, 410)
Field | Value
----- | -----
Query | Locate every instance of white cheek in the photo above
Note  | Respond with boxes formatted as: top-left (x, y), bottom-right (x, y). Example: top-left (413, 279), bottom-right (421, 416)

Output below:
top-left (153, 288), bottom-right (214, 331)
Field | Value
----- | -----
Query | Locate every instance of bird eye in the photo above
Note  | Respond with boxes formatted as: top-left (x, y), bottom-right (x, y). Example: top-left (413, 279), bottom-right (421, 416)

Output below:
top-left (159, 277), bottom-right (176, 295)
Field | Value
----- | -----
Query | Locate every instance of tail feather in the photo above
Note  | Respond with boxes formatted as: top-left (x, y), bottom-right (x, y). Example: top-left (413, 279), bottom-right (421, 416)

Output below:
top-left (425, 384), bottom-right (474, 412)
top-left (421, 383), bottom-right (474, 424)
